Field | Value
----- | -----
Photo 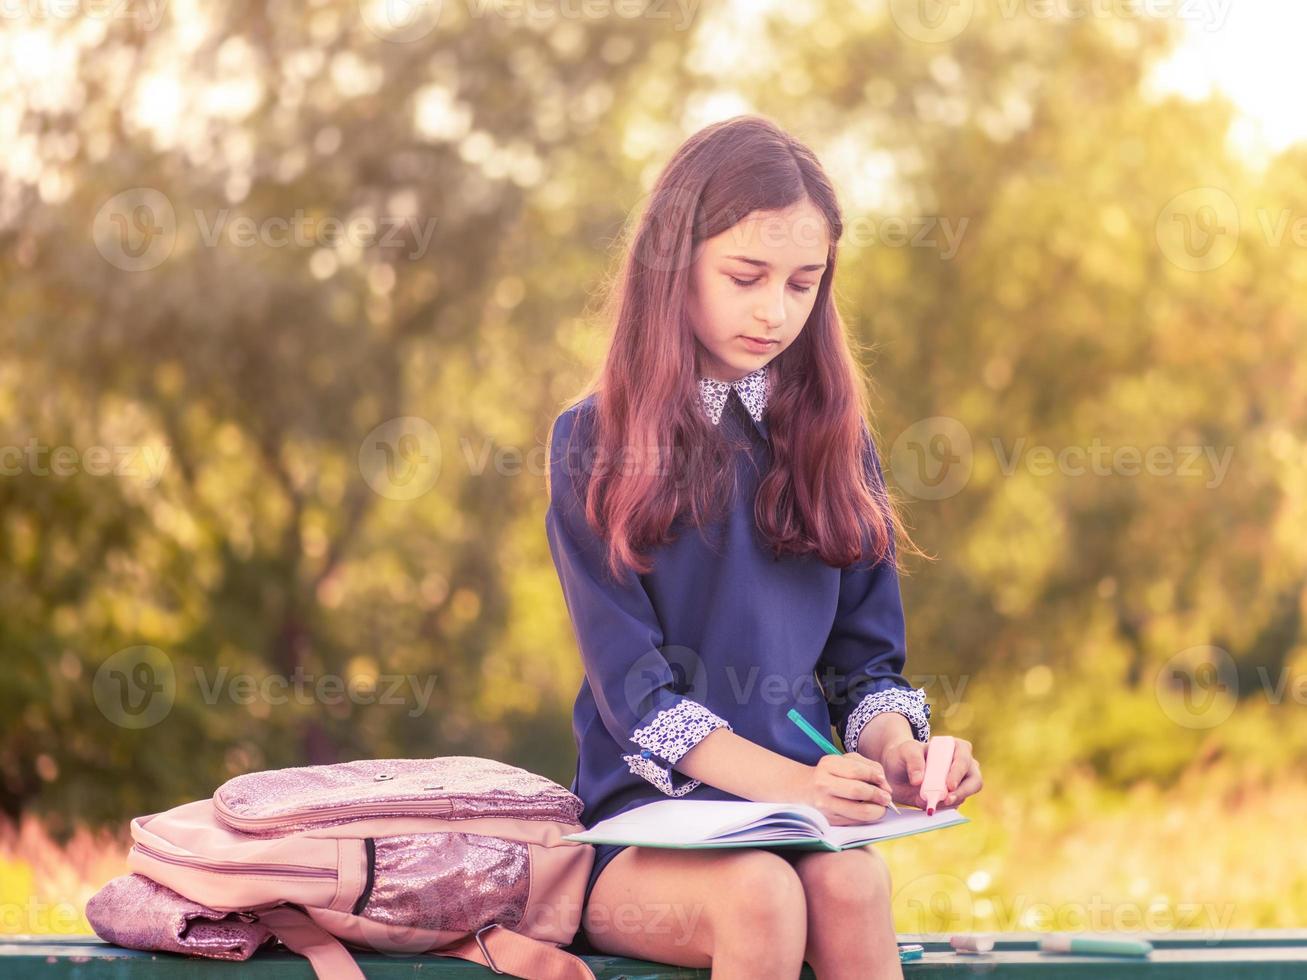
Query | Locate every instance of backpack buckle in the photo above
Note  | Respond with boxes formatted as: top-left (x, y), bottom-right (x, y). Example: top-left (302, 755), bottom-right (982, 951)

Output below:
top-left (475, 923), bottom-right (505, 974)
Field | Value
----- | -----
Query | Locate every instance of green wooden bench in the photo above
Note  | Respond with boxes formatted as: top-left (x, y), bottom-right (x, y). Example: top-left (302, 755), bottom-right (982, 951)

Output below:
top-left (4, 932), bottom-right (1306, 977)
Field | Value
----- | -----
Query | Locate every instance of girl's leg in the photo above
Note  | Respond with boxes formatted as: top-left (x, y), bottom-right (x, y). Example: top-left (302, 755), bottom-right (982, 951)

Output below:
top-left (790, 848), bottom-right (903, 980)
top-left (583, 844), bottom-right (808, 979)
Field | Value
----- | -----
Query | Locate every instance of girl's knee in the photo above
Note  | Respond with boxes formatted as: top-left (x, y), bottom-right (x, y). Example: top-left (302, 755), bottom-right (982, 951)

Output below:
top-left (713, 850), bottom-right (807, 941)
top-left (798, 848), bottom-right (892, 914)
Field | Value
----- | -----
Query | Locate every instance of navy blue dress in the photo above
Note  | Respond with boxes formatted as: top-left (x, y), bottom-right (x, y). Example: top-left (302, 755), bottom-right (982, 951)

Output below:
top-left (544, 375), bottom-right (931, 935)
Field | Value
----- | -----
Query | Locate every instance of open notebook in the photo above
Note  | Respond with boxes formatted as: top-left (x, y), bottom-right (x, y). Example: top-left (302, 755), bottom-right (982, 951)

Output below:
top-left (562, 799), bottom-right (968, 850)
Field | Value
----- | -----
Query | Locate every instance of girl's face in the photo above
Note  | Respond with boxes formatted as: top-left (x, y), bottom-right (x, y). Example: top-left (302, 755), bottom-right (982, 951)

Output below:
top-left (686, 197), bottom-right (830, 382)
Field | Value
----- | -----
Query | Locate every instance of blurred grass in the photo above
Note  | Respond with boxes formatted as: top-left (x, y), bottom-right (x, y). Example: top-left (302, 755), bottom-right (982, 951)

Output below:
top-left (6, 675), bottom-right (1304, 936)
top-left (3, 0), bottom-right (1306, 945)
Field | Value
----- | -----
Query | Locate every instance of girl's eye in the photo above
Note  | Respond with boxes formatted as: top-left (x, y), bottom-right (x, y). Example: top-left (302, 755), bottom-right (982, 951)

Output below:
top-left (728, 275), bottom-right (814, 295)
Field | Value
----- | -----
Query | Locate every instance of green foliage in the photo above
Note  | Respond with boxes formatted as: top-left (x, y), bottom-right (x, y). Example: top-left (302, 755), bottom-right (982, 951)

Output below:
top-left (1, 0), bottom-right (1304, 924)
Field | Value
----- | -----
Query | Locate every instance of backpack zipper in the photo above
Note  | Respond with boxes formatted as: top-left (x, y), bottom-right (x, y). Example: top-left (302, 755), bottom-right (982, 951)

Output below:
top-left (351, 837), bottom-right (376, 915)
top-left (212, 794), bottom-right (458, 834)
top-left (132, 841), bottom-right (336, 878)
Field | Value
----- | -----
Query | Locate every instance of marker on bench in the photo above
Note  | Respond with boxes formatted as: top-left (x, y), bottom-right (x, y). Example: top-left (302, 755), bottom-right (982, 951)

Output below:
top-left (897, 943), bottom-right (924, 962)
top-left (950, 934), bottom-right (995, 954)
top-left (1039, 934), bottom-right (1154, 957)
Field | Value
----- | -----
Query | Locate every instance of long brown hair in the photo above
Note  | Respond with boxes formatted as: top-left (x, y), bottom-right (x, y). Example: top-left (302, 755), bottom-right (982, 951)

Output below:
top-left (553, 114), bottom-right (926, 582)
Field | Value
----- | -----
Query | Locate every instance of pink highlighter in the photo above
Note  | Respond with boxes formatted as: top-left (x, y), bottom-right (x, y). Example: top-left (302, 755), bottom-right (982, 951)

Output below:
top-left (920, 735), bottom-right (956, 815)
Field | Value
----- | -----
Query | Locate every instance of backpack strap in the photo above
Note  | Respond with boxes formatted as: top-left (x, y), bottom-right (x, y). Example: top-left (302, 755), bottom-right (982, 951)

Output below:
top-left (260, 906), bottom-right (595, 980)
top-left (436, 923), bottom-right (597, 980)
top-left (258, 906), bottom-right (366, 980)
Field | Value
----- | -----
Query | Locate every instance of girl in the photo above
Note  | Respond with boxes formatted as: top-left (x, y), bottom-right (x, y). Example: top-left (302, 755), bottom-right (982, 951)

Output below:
top-left (545, 116), bottom-right (983, 980)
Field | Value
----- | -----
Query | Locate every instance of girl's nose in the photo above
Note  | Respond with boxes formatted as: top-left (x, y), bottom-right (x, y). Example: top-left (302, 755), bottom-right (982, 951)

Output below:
top-left (755, 291), bottom-right (786, 328)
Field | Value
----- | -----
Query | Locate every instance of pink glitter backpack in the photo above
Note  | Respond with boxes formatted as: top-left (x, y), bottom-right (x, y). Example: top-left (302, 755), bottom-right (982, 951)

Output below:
top-left (86, 757), bottom-right (597, 979)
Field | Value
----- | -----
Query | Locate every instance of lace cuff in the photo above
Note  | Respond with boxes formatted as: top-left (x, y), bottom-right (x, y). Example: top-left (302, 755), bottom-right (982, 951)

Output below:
top-left (622, 699), bottom-right (732, 797)
top-left (844, 686), bottom-right (931, 754)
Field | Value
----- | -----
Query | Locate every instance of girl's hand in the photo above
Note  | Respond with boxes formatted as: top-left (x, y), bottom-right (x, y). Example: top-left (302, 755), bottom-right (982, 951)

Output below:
top-left (791, 754), bottom-right (894, 827)
top-left (881, 736), bottom-right (983, 810)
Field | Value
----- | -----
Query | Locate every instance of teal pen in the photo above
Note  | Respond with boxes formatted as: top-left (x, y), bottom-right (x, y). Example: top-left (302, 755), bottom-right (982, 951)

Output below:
top-left (786, 707), bottom-right (901, 814)
top-left (1039, 934), bottom-right (1154, 957)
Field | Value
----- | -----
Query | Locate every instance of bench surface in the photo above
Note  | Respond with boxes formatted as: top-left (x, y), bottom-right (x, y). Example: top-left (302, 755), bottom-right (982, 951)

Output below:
top-left (3, 932), bottom-right (1307, 978)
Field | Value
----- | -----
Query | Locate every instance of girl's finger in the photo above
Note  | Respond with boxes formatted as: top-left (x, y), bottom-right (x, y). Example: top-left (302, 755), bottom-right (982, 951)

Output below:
top-left (946, 740), bottom-right (972, 792)
top-left (944, 764), bottom-right (983, 806)
top-left (833, 754), bottom-right (890, 794)
top-left (862, 766), bottom-right (893, 798)
top-left (841, 754), bottom-right (885, 780)
top-left (831, 797), bottom-right (887, 825)
top-left (830, 774), bottom-right (893, 806)
top-left (899, 739), bottom-right (928, 785)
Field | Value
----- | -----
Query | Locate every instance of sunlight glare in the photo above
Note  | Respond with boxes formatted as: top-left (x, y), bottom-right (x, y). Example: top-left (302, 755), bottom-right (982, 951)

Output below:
top-left (1148, 0), bottom-right (1307, 165)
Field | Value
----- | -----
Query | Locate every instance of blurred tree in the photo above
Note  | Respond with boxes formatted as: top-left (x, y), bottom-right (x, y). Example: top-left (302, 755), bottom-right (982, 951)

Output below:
top-left (1, 0), bottom-right (1304, 841)
top-left (0, 1), bottom-right (698, 825)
